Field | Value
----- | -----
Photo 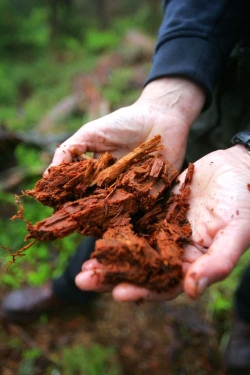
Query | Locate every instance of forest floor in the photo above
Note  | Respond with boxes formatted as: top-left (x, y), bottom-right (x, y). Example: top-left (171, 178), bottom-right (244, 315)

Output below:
top-left (0, 287), bottom-right (231, 375)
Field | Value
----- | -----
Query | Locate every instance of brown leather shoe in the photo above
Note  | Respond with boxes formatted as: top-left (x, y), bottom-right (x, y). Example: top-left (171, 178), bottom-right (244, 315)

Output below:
top-left (224, 317), bottom-right (250, 375)
top-left (1, 284), bottom-right (73, 323)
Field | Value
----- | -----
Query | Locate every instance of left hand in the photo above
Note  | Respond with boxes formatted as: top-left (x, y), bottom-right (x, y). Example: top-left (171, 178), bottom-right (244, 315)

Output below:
top-left (75, 145), bottom-right (250, 301)
top-left (45, 77), bottom-right (205, 173)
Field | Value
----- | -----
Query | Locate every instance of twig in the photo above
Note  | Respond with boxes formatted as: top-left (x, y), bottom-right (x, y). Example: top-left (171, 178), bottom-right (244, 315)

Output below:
top-left (91, 134), bottom-right (163, 186)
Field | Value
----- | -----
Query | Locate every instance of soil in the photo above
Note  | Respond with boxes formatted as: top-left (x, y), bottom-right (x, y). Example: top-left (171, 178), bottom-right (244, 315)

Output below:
top-left (0, 292), bottom-right (229, 375)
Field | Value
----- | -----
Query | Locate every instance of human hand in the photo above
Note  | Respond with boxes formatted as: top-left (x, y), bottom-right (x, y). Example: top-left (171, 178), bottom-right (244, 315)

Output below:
top-left (75, 145), bottom-right (250, 301)
top-left (45, 77), bottom-right (205, 173)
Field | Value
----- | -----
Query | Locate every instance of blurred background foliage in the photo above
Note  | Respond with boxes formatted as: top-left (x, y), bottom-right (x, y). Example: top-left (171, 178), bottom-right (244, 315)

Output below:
top-left (0, 0), bottom-right (250, 318)
top-left (0, 0), bottom-right (161, 131)
top-left (0, 2), bottom-right (161, 373)
top-left (1, 1), bottom-right (250, 374)
top-left (0, 0), bottom-right (161, 287)
top-left (0, 0), bottom-right (250, 314)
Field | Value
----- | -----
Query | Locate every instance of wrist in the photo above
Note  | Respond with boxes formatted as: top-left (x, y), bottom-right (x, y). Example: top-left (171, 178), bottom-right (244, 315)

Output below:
top-left (138, 77), bottom-right (206, 128)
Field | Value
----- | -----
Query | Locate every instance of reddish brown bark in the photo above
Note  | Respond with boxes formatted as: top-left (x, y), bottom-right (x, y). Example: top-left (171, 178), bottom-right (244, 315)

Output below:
top-left (11, 135), bottom-right (194, 291)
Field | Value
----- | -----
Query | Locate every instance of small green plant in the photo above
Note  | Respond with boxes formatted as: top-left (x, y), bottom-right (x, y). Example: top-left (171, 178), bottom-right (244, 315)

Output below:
top-left (22, 347), bottom-right (42, 361)
top-left (60, 344), bottom-right (121, 375)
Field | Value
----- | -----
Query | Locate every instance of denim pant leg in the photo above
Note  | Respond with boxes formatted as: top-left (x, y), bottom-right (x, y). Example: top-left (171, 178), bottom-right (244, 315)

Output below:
top-left (52, 236), bottom-right (98, 305)
top-left (235, 263), bottom-right (250, 324)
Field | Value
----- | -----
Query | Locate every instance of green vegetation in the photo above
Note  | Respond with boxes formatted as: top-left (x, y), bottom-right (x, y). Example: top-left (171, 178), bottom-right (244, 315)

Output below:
top-left (0, 5), bottom-right (148, 372)
top-left (16, 341), bottom-right (120, 375)
top-left (0, 0), bottom-right (249, 309)
top-left (0, 1), bottom-right (153, 288)
top-left (1, 2), bottom-right (250, 374)
top-left (59, 344), bottom-right (121, 375)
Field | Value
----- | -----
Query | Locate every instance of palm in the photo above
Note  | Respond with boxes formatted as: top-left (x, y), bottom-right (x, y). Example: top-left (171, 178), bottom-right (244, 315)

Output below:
top-left (180, 147), bottom-right (250, 297)
top-left (49, 101), bottom-right (189, 171)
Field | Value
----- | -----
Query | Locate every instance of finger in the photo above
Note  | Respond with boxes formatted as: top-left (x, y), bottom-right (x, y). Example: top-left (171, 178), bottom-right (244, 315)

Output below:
top-left (184, 222), bottom-right (250, 298)
top-left (112, 281), bottom-right (183, 302)
top-left (81, 258), bottom-right (103, 271)
top-left (51, 134), bottom-right (89, 167)
top-left (75, 270), bottom-right (111, 292)
top-left (75, 259), bottom-right (111, 292)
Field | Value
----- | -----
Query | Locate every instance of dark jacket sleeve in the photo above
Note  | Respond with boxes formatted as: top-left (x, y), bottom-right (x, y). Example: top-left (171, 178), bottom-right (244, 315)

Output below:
top-left (145, 0), bottom-right (245, 109)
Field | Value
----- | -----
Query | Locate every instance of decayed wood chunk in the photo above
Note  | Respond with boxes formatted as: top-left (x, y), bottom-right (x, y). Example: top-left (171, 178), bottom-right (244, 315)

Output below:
top-left (25, 152), bottom-right (116, 210)
top-left (10, 135), bottom-right (194, 291)
top-left (26, 189), bottom-right (138, 240)
top-left (93, 225), bottom-right (183, 292)
top-left (92, 163), bottom-right (193, 291)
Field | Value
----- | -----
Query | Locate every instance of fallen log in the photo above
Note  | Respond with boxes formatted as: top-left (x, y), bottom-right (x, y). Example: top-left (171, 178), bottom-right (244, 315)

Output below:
top-left (4, 135), bottom-right (194, 291)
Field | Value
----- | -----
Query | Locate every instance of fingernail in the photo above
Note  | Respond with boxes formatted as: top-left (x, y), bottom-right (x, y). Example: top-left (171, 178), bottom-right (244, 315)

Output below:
top-left (197, 277), bottom-right (209, 295)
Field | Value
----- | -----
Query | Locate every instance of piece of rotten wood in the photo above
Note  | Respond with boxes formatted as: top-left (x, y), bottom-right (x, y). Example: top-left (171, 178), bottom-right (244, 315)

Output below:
top-left (120, 154), bottom-right (178, 210)
top-left (26, 188), bottom-right (138, 241)
top-left (25, 152), bottom-right (115, 210)
top-left (90, 134), bottom-right (163, 187)
top-left (92, 225), bottom-right (183, 292)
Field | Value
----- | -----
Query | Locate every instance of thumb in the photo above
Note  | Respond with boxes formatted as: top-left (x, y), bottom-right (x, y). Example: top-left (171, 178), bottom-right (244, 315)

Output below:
top-left (43, 125), bottom-right (94, 176)
top-left (184, 223), bottom-right (250, 298)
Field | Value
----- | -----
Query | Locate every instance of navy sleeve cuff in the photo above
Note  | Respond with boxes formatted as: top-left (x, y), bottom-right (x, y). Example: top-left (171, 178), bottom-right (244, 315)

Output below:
top-left (145, 36), bottom-right (226, 110)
